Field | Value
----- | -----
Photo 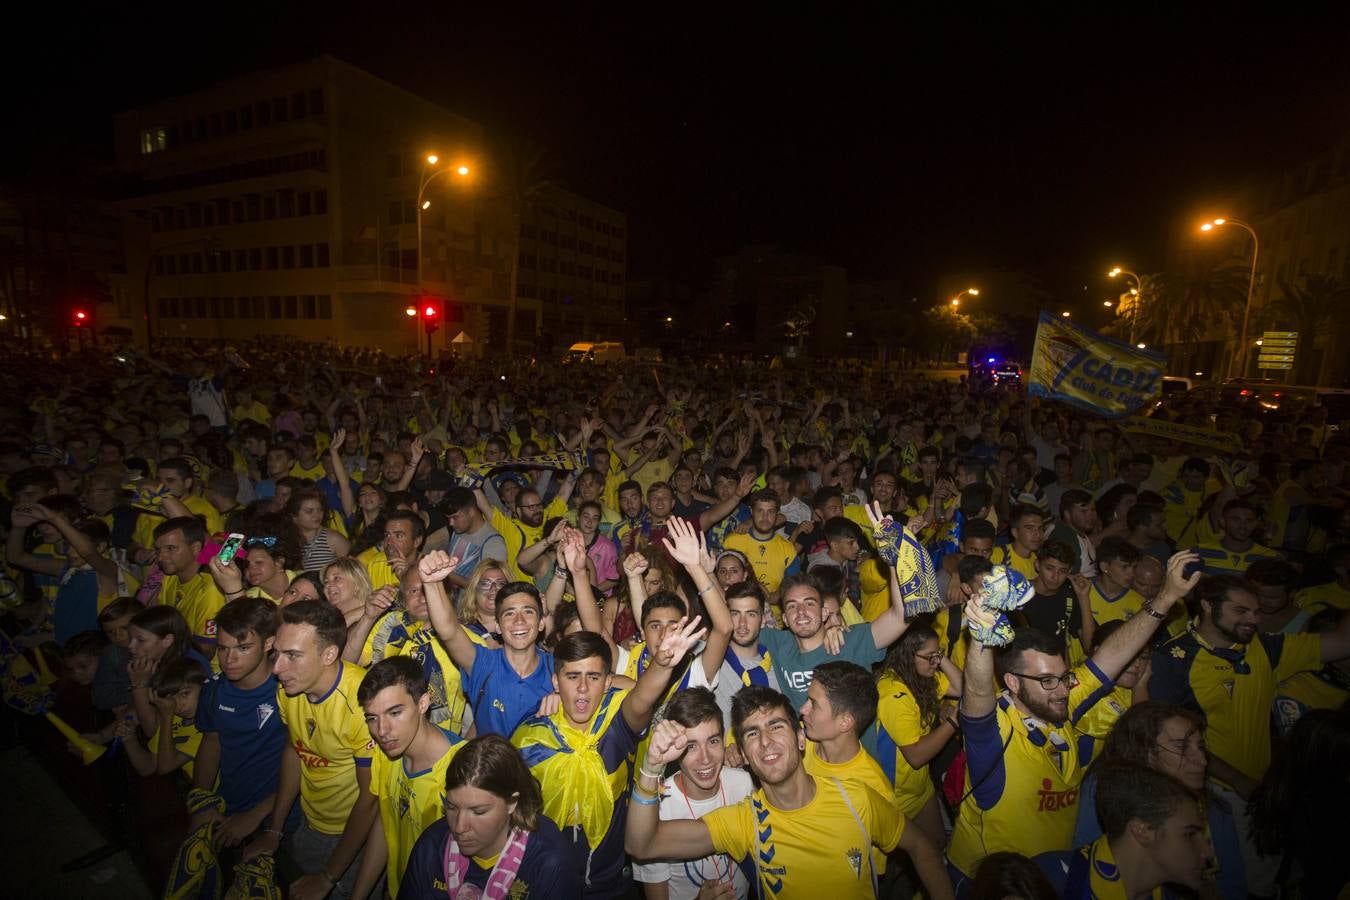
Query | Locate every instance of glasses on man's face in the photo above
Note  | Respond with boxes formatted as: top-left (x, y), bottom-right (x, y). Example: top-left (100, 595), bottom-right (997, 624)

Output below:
top-left (915, 650), bottom-right (945, 665)
top-left (1008, 671), bottom-right (1076, 691)
top-left (477, 578), bottom-right (508, 593)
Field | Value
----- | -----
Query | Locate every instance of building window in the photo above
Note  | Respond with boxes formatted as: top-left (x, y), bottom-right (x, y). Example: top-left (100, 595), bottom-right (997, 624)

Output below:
top-left (224, 110), bottom-right (237, 134)
top-left (233, 249), bottom-right (246, 270)
top-left (284, 296), bottom-right (298, 318)
top-left (158, 297), bottom-right (169, 317)
top-left (282, 246), bottom-right (296, 269)
top-left (291, 92), bottom-right (307, 118)
top-left (317, 243), bottom-right (330, 267)
top-left (209, 114), bottom-right (221, 138)
top-left (298, 192), bottom-right (312, 216)
top-left (309, 87), bottom-right (325, 115)
top-left (249, 297), bottom-right (262, 319)
top-left (273, 97), bottom-right (288, 122)
top-left (266, 247), bottom-right (279, 270)
top-left (388, 201), bottom-right (404, 225)
top-left (215, 198), bottom-right (230, 224)
top-left (300, 244), bottom-right (314, 268)
top-left (195, 297), bottom-right (207, 318)
top-left (140, 127), bottom-right (167, 154)
top-left (222, 297), bottom-right (234, 319)
top-left (209, 297), bottom-right (220, 318)
top-left (206, 252), bottom-right (218, 274)
top-left (168, 297), bottom-right (181, 318)
top-left (279, 190), bottom-right (295, 218)
top-left (219, 250), bottom-right (232, 273)
top-left (263, 196), bottom-right (277, 220)
top-left (249, 248), bottom-right (262, 270)
top-left (240, 105), bottom-right (252, 129)
top-left (314, 190), bottom-right (328, 214)
top-left (268, 296), bottom-right (281, 319)
top-left (257, 101), bottom-right (271, 126)
top-left (303, 295), bottom-right (316, 319)
top-left (319, 294), bottom-right (332, 318)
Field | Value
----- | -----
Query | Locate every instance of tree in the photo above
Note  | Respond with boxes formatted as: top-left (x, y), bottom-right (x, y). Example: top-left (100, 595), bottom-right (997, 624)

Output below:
top-left (491, 137), bottom-right (554, 355)
top-left (920, 306), bottom-right (976, 365)
top-left (1137, 263), bottom-right (1247, 365)
top-left (1257, 273), bottom-right (1350, 384)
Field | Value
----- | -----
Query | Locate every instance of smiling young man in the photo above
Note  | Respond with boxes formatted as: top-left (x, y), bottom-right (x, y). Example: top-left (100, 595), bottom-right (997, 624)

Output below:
top-left (190, 599), bottom-right (289, 854)
top-left (631, 687), bottom-right (754, 900)
top-left (713, 581), bottom-right (782, 727)
top-left (625, 685), bottom-right (953, 900)
top-left (945, 551), bottom-right (1202, 895)
top-left (351, 656), bottom-right (462, 900)
top-left (243, 601), bottom-right (376, 900)
top-left (513, 623), bottom-right (704, 898)
top-left (155, 516), bottom-right (226, 662)
top-left (419, 547), bottom-right (603, 738)
top-left (1088, 536), bottom-right (1147, 625)
top-left (991, 503), bottom-right (1046, 581)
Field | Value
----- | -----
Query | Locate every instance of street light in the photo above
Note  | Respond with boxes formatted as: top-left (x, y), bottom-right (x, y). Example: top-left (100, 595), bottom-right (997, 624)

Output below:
top-left (1199, 217), bottom-right (1259, 378)
top-left (950, 287), bottom-right (980, 308)
top-left (405, 306), bottom-right (418, 317)
top-left (416, 153), bottom-right (471, 288)
top-left (1137, 342), bottom-right (1147, 349)
top-left (1108, 266), bottom-right (1144, 344)
top-left (1103, 300), bottom-right (1113, 308)
top-left (1061, 311), bottom-right (1071, 318)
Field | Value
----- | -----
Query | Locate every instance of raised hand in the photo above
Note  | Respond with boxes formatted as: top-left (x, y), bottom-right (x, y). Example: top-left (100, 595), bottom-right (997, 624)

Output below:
top-left (862, 500), bottom-right (891, 531)
top-left (623, 553), bottom-right (649, 578)
top-left (534, 692), bottom-right (561, 718)
top-left (559, 528), bottom-right (588, 574)
top-left (418, 550), bottom-right (459, 584)
top-left (330, 427), bottom-right (347, 453)
top-left (652, 615), bottom-right (706, 667)
top-left (364, 585), bottom-right (397, 621)
top-left (1164, 550), bottom-right (1203, 596)
top-left (823, 623), bottom-right (848, 655)
top-left (735, 470), bottom-right (756, 497)
top-left (660, 516), bottom-right (703, 568)
top-left (643, 718), bottom-right (691, 771)
top-left (1068, 573), bottom-right (1091, 600)
top-left (208, 553), bottom-right (244, 593)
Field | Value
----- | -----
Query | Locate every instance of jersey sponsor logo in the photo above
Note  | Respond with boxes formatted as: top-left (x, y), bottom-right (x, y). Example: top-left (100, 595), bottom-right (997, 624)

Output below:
top-left (783, 669), bottom-right (814, 692)
top-left (257, 703), bottom-right (275, 730)
top-left (294, 739), bottom-right (332, 768)
top-left (1036, 778), bottom-right (1078, 812)
top-left (1221, 680), bottom-right (1235, 698)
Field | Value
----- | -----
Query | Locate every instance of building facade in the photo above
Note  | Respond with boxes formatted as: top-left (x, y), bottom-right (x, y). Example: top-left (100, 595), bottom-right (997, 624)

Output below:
top-left (112, 56), bottom-right (538, 355)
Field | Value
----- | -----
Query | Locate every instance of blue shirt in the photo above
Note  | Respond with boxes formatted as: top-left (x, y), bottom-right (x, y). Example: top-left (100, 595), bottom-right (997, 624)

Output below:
top-left (759, 625), bottom-right (885, 711)
top-left (195, 672), bottom-right (289, 815)
top-left (397, 815), bottom-right (581, 899)
top-left (461, 646), bottom-right (555, 738)
top-left (53, 567), bottom-right (99, 647)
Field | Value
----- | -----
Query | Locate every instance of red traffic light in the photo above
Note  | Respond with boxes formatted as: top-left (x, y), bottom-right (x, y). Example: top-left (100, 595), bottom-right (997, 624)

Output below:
top-left (73, 310), bottom-right (89, 326)
top-left (423, 305), bottom-right (437, 318)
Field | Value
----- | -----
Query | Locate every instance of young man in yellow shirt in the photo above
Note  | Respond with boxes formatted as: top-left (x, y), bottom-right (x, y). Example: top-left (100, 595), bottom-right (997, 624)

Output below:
top-left (351, 656), bottom-right (462, 900)
top-left (946, 551), bottom-right (1201, 892)
top-left (1087, 536), bottom-right (1147, 625)
top-left (158, 457), bottom-right (224, 535)
top-left (242, 601), bottom-right (376, 900)
top-left (154, 516), bottom-right (225, 662)
top-left (625, 685), bottom-right (953, 900)
top-left (990, 503), bottom-right (1045, 582)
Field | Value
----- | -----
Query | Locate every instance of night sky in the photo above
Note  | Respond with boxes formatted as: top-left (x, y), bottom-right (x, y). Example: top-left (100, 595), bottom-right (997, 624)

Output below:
top-left (6, 6), bottom-right (1350, 309)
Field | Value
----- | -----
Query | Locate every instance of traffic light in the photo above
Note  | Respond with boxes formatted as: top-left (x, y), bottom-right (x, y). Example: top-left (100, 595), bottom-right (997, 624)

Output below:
top-left (420, 302), bottom-right (440, 335)
top-left (72, 309), bottom-right (89, 327)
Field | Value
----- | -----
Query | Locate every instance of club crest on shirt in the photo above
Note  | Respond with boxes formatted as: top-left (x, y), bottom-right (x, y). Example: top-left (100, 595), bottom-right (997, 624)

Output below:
top-left (306, 718), bottom-right (317, 737)
top-left (1171, 646), bottom-right (1187, 659)
top-left (257, 703), bottom-right (275, 730)
top-left (1221, 679), bottom-right (1234, 698)
top-left (846, 847), bottom-right (862, 878)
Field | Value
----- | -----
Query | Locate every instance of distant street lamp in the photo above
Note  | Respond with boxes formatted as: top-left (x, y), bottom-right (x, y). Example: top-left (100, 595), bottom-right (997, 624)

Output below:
top-left (1137, 342), bottom-right (1147, 349)
top-left (1108, 266), bottom-right (1143, 344)
top-left (405, 306), bottom-right (418, 317)
top-left (1199, 217), bottom-right (1259, 378)
top-left (1103, 300), bottom-right (1113, 308)
top-left (1061, 311), bottom-right (1071, 318)
top-left (950, 286), bottom-right (979, 308)
top-left (416, 154), bottom-right (471, 291)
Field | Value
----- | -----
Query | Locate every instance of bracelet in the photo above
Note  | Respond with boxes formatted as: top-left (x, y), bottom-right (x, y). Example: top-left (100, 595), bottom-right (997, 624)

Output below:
top-left (639, 765), bottom-right (666, 781)
top-left (631, 790), bottom-right (660, 807)
top-left (263, 828), bottom-right (284, 838)
top-left (697, 583), bottom-right (716, 597)
top-left (1140, 603), bottom-right (1167, 621)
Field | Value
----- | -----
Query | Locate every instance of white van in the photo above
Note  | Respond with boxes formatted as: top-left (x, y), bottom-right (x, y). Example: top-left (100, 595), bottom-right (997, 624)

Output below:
top-left (566, 342), bottom-right (626, 364)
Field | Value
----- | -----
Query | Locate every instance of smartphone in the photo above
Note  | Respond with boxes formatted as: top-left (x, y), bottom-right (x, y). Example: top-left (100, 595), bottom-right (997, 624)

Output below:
top-left (217, 532), bottom-right (246, 564)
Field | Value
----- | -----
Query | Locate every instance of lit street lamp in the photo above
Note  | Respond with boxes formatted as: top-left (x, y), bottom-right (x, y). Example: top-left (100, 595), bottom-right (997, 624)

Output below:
top-left (950, 286), bottom-right (979, 308)
top-left (1061, 311), bottom-right (1071, 318)
top-left (416, 153), bottom-right (470, 292)
top-left (1199, 217), bottom-right (1259, 378)
top-left (1108, 266), bottom-right (1143, 344)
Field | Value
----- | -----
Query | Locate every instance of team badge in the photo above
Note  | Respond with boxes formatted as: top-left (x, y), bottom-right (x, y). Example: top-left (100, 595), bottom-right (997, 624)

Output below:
top-left (306, 718), bottom-right (316, 737)
top-left (1221, 680), bottom-right (1234, 698)
top-left (257, 703), bottom-right (275, 730)
top-left (846, 848), bottom-right (863, 878)
top-left (1171, 646), bottom-right (1186, 659)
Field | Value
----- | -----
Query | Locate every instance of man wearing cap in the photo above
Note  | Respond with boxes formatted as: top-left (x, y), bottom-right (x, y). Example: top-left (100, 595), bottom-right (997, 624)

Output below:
top-left (444, 487), bottom-right (507, 600)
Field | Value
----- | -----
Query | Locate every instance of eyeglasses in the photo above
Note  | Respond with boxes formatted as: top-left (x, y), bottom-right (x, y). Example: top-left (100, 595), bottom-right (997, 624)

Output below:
top-left (1008, 671), bottom-right (1076, 691)
top-left (245, 535), bottom-right (278, 548)
top-left (477, 579), bottom-right (508, 593)
top-left (915, 650), bottom-right (945, 665)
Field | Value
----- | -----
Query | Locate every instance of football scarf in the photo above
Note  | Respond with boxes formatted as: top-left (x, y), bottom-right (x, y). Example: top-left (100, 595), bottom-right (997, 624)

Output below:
top-left (872, 516), bottom-right (944, 617)
top-left (723, 645), bottom-right (773, 688)
top-left (164, 789), bottom-right (226, 900)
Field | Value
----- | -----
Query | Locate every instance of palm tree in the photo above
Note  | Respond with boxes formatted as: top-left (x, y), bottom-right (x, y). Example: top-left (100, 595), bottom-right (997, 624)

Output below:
top-left (1136, 263), bottom-right (1247, 373)
top-left (1257, 273), bottom-right (1350, 384)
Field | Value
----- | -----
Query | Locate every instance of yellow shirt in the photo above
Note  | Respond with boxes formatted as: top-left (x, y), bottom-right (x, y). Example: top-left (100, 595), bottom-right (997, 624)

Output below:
top-left (159, 570), bottom-right (226, 644)
top-left (858, 558), bottom-right (890, 622)
top-left (488, 498), bottom-right (567, 582)
top-left (1075, 684), bottom-right (1132, 739)
top-left (290, 460), bottom-right (326, 481)
top-left (360, 612), bottom-right (471, 735)
top-left (147, 713), bottom-right (204, 779)
top-left (991, 545), bottom-right (1038, 582)
top-left (703, 775), bottom-right (904, 899)
top-left (232, 401), bottom-right (271, 425)
top-left (724, 532), bottom-right (800, 595)
top-left (803, 742), bottom-right (892, 876)
top-left (182, 495), bottom-right (223, 536)
top-left (357, 548), bottom-right (401, 592)
top-left (1087, 581), bottom-right (1146, 625)
top-left (244, 570), bottom-right (299, 604)
top-left (872, 671), bottom-right (950, 818)
top-left (1294, 581), bottom-right (1350, 616)
top-left (277, 661), bottom-right (374, 834)
top-left (627, 454), bottom-right (673, 497)
top-left (948, 661), bottom-right (1110, 876)
top-left (371, 740), bottom-right (462, 897)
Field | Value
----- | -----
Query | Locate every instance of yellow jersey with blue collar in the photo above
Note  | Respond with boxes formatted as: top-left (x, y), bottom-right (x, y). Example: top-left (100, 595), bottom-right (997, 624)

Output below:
top-left (1150, 627), bottom-right (1321, 782)
top-left (370, 734), bottom-right (462, 897)
top-left (356, 547), bottom-right (401, 592)
top-left (724, 531), bottom-right (800, 595)
top-left (360, 611), bottom-right (471, 735)
top-left (1086, 581), bottom-right (1146, 625)
top-left (703, 774), bottom-right (904, 899)
top-left (868, 671), bottom-right (950, 818)
top-left (948, 659), bottom-right (1114, 878)
top-left (1294, 580), bottom-right (1350, 616)
top-left (991, 544), bottom-right (1038, 582)
top-left (1075, 684), bottom-right (1132, 740)
top-left (159, 570), bottom-right (226, 645)
top-left (1059, 834), bottom-right (1166, 899)
top-left (277, 661), bottom-right (374, 835)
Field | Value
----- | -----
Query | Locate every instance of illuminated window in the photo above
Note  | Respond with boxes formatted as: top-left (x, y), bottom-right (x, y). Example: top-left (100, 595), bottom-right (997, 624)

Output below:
top-left (140, 127), bottom-right (167, 154)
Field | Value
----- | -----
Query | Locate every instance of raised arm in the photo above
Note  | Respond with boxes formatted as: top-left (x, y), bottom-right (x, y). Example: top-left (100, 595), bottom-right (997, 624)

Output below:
top-left (6, 508), bottom-right (65, 577)
top-left (697, 470), bottom-right (755, 532)
top-left (662, 517), bottom-right (732, 683)
top-left (559, 529), bottom-right (604, 635)
top-left (1090, 550), bottom-right (1198, 681)
top-left (329, 428), bottom-right (356, 519)
top-left (622, 552), bottom-right (651, 630)
top-left (862, 502), bottom-right (911, 648)
top-left (341, 586), bottom-right (396, 664)
top-left (959, 597), bottom-right (1001, 719)
top-left (30, 504), bottom-right (118, 579)
top-left (626, 720), bottom-right (718, 859)
top-left (621, 615), bottom-right (708, 733)
top-left (418, 551), bottom-right (479, 674)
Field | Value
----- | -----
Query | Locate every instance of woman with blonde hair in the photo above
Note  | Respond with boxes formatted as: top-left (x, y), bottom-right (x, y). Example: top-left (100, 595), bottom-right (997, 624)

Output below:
top-left (461, 558), bottom-right (509, 643)
top-left (320, 556), bottom-right (372, 628)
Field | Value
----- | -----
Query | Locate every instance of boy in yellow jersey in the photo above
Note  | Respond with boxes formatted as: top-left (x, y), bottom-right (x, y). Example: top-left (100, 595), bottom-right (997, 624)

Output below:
top-left (1038, 762), bottom-right (1214, 899)
top-left (1074, 621), bottom-right (1151, 739)
top-left (1191, 499), bottom-right (1282, 578)
top-left (157, 457), bottom-right (224, 535)
top-left (1149, 573), bottom-right (1350, 897)
top-left (991, 503), bottom-right (1045, 582)
top-left (1087, 537), bottom-right (1147, 625)
top-left (121, 656), bottom-right (208, 779)
top-left (946, 550), bottom-right (1200, 892)
top-left (342, 567), bottom-right (472, 735)
top-left (355, 511), bottom-right (425, 591)
top-left (289, 434), bottom-right (327, 481)
top-left (1161, 458), bottom-right (1214, 548)
top-left (724, 490), bottom-right (801, 600)
top-left (513, 624), bottom-right (704, 898)
top-left (351, 656), bottom-right (462, 900)
top-left (626, 685), bottom-right (954, 900)
top-left (242, 601), bottom-right (376, 900)
top-left (154, 516), bottom-right (225, 662)
top-left (800, 661), bottom-right (892, 799)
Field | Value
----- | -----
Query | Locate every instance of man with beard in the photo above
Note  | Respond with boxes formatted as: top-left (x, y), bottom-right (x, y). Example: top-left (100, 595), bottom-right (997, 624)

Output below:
top-left (356, 511), bottom-right (425, 591)
top-left (625, 686), bottom-right (954, 900)
top-left (1149, 572), bottom-right (1350, 897)
top-left (352, 657), bottom-right (462, 900)
top-left (945, 550), bottom-right (1202, 894)
top-left (474, 482), bottom-right (569, 582)
top-left (712, 581), bottom-right (783, 729)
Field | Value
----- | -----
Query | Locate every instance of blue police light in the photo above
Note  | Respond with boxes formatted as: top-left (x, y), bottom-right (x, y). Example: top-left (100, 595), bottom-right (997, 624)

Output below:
top-left (987, 357), bottom-right (996, 364)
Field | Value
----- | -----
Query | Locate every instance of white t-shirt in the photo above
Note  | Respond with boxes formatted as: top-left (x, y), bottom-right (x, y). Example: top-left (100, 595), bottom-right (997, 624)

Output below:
top-left (632, 766), bottom-right (754, 900)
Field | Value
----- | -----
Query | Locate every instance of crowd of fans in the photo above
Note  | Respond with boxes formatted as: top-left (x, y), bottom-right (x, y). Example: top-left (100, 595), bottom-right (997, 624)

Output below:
top-left (2, 336), bottom-right (1348, 899)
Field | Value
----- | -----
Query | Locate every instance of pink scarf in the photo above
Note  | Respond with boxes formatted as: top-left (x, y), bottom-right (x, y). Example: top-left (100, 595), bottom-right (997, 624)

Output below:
top-left (442, 827), bottom-right (530, 899)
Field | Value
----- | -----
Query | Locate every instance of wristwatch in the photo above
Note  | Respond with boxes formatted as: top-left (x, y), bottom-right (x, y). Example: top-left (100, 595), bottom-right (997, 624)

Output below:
top-left (1140, 603), bottom-right (1166, 621)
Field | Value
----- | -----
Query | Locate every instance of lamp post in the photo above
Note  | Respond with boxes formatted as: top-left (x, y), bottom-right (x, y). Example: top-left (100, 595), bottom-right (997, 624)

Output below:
top-left (1199, 217), bottom-right (1259, 379)
top-left (949, 286), bottom-right (979, 308)
top-left (1107, 266), bottom-right (1143, 344)
top-left (415, 154), bottom-right (470, 350)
